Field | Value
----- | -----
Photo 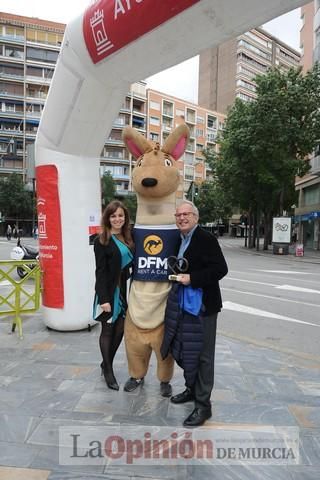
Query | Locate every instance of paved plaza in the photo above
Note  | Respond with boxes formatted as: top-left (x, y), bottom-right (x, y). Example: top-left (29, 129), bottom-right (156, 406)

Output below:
top-left (0, 240), bottom-right (319, 479)
top-left (0, 313), bottom-right (319, 479)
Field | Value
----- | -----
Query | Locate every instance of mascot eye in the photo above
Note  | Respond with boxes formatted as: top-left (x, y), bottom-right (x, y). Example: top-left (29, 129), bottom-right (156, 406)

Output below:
top-left (164, 159), bottom-right (172, 167)
top-left (136, 159), bottom-right (143, 167)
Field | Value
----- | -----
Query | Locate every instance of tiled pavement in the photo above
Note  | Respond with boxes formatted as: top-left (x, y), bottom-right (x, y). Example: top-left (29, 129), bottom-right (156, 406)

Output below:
top-left (0, 309), bottom-right (319, 480)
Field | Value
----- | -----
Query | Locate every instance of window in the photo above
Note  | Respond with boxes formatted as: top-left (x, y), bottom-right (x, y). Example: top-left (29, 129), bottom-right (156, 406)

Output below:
top-left (206, 132), bottom-right (216, 143)
top-left (238, 39), bottom-right (272, 61)
top-left (26, 47), bottom-right (59, 64)
top-left (236, 79), bottom-right (256, 92)
top-left (237, 64), bottom-right (257, 80)
top-left (0, 82), bottom-right (24, 96)
top-left (184, 152), bottom-right (194, 165)
top-left (3, 25), bottom-right (24, 39)
top-left (150, 101), bottom-right (160, 110)
top-left (304, 185), bottom-right (320, 206)
top-left (184, 166), bottom-right (194, 180)
top-left (186, 108), bottom-right (196, 123)
top-left (0, 64), bottom-right (23, 77)
top-left (244, 31), bottom-right (270, 49)
top-left (162, 117), bottom-right (173, 129)
top-left (207, 115), bottom-right (217, 129)
top-left (163, 100), bottom-right (173, 117)
top-left (236, 92), bottom-right (255, 102)
top-left (26, 28), bottom-right (63, 46)
top-left (150, 132), bottom-right (159, 141)
top-left (150, 116), bottom-right (160, 126)
top-left (196, 128), bottom-right (204, 137)
top-left (237, 52), bottom-right (268, 72)
top-left (4, 46), bottom-right (24, 59)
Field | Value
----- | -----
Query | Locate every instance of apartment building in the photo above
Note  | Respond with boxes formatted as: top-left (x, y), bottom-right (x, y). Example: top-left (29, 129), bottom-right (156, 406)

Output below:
top-left (100, 81), bottom-right (147, 196)
top-left (294, 1), bottom-right (320, 250)
top-left (199, 27), bottom-right (301, 114)
top-left (0, 11), bottom-right (225, 203)
top-left (146, 89), bottom-right (226, 199)
top-left (0, 12), bottom-right (64, 178)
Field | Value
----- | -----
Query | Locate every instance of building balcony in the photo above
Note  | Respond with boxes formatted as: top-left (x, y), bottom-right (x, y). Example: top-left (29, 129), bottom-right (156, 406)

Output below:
top-left (101, 156), bottom-right (129, 165)
top-left (0, 34), bottom-right (25, 44)
top-left (25, 75), bottom-right (52, 85)
top-left (0, 91), bottom-right (24, 100)
top-left (0, 72), bottom-right (24, 81)
top-left (106, 138), bottom-right (124, 145)
top-left (0, 165), bottom-right (24, 174)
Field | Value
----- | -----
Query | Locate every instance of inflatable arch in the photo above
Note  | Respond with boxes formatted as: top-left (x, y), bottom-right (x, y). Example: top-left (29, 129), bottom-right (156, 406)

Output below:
top-left (35, 0), bottom-right (305, 330)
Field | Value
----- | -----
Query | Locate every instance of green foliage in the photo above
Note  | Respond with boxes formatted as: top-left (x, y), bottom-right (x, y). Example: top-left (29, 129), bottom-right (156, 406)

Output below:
top-left (122, 193), bottom-right (137, 223)
top-left (195, 180), bottom-right (233, 224)
top-left (101, 171), bottom-right (116, 206)
top-left (217, 64), bottom-right (320, 216)
top-left (0, 173), bottom-right (33, 219)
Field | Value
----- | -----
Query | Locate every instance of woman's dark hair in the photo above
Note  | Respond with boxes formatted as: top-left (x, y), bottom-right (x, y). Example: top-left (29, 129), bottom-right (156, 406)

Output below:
top-left (99, 200), bottom-right (133, 247)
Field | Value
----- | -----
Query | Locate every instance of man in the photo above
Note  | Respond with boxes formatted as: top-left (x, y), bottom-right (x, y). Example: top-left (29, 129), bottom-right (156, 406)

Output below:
top-left (168, 200), bottom-right (228, 427)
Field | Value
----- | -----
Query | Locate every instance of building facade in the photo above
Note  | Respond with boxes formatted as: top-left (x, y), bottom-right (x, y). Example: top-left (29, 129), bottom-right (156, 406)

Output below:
top-left (199, 27), bottom-right (301, 114)
top-left (294, 1), bottom-right (320, 250)
top-left (100, 81), bottom-right (147, 196)
top-left (146, 89), bottom-right (225, 199)
top-left (0, 12), bottom-right (64, 179)
top-left (1, 12), bottom-right (226, 204)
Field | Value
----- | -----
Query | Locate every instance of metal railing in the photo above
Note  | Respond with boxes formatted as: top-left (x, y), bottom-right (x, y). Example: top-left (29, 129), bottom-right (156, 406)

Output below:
top-left (0, 259), bottom-right (41, 338)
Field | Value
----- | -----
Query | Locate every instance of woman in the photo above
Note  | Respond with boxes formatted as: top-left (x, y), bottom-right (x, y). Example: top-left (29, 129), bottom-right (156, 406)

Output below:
top-left (94, 200), bottom-right (133, 390)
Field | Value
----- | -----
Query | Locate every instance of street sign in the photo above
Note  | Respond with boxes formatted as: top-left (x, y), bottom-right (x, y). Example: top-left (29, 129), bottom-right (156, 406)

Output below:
top-left (272, 217), bottom-right (291, 244)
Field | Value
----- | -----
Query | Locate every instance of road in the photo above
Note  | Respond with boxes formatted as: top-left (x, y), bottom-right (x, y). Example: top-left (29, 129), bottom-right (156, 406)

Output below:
top-left (1, 235), bottom-right (319, 360)
top-left (219, 237), bottom-right (320, 360)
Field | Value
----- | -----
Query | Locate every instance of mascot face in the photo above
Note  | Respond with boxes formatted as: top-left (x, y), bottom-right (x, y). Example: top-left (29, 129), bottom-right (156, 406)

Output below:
top-left (123, 124), bottom-right (190, 199)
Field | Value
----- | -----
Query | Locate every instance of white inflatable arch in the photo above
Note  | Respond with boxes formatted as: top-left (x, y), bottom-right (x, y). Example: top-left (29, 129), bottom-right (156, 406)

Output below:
top-left (35, 0), bottom-right (305, 330)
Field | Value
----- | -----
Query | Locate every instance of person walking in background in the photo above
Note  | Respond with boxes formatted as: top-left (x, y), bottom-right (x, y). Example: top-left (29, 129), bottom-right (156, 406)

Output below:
top-left (161, 200), bottom-right (228, 427)
top-left (93, 200), bottom-right (134, 390)
top-left (6, 224), bottom-right (12, 241)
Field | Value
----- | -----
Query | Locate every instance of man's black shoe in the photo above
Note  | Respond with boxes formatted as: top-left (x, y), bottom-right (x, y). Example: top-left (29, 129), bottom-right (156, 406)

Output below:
top-left (123, 377), bottom-right (144, 392)
top-left (183, 407), bottom-right (212, 427)
top-left (160, 382), bottom-right (172, 398)
top-left (170, 388), bottom-right (194, 404)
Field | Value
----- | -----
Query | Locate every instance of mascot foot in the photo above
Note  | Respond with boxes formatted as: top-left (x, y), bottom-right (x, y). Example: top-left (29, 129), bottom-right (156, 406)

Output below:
top-left (124, 377), bottom-right (144, 392)
top-left (160, 382), bottom-right (172, 397)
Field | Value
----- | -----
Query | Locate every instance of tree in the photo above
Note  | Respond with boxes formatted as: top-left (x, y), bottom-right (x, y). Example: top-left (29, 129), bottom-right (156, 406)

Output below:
top-left (0, 173), bottom-right (33, 220)
top-left (217, 64), bottom-right (320, 249)
top-left (122, 193), bottom-right (137, 222)
top-left (194, 148), bottom-right (233, 225)
top-left (101, 171), bottom-right (115, 206)
top-left (195, 181), bottom-right (233, 225)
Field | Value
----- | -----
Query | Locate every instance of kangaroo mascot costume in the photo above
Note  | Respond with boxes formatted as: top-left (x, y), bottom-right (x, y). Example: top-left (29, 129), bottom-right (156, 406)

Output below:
top-left (122, 123), bottom-right (190, 396)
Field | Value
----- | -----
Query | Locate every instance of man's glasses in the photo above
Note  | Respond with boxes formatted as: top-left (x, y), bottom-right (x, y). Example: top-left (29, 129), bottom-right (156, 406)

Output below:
top-left (174, 212), bottom-right (195, 218)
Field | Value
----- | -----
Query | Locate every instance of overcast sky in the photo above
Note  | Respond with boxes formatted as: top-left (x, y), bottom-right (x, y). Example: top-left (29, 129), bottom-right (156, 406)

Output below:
top-left (1, 0), bottom-right (302, 103)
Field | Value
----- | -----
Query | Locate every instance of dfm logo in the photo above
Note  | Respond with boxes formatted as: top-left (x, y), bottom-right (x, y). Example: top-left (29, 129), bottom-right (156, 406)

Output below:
top-left (143, 235), bottom-right (163, 255)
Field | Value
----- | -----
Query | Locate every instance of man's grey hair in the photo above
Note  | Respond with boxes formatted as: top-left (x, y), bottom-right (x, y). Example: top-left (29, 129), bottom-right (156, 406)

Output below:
top-left (177, 200), bottom-right (199, 217)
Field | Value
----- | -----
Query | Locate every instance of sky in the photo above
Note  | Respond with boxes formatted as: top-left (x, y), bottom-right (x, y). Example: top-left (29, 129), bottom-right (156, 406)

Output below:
top-left (0, 0), bottom-right (302, 103)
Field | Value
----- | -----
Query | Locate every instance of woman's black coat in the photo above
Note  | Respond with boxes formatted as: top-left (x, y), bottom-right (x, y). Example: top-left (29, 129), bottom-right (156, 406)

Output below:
top-left (94, 236), bottom-right (122, 307)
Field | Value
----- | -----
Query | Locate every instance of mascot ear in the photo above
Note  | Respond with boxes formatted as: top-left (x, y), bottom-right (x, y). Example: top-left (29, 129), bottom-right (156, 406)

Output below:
top-left (162, 124), bottom-right (190, 161)
top-left (123, 126), bottom-right (152, 160)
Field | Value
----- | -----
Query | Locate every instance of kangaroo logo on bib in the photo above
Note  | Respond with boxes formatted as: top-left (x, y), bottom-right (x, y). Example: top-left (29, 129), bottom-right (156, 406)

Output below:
top-left (144, 235), bottom-right (163, 255)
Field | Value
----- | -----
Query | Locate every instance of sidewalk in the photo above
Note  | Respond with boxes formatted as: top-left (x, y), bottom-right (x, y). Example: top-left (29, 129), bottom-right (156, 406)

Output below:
top-left (0, 310), bottom-right (319, 479)
top-left (222, 236), bottom-right (320, 264)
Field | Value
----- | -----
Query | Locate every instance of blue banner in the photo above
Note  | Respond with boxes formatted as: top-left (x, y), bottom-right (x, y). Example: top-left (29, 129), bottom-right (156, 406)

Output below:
top-left (133, 226), bottom-right (180, 281)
